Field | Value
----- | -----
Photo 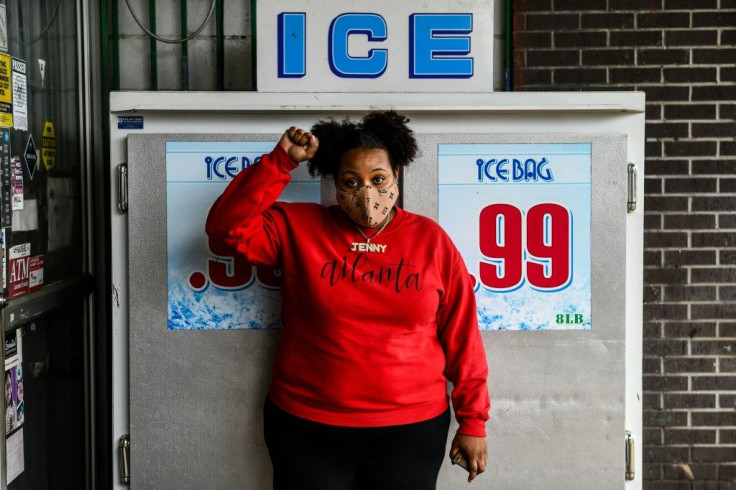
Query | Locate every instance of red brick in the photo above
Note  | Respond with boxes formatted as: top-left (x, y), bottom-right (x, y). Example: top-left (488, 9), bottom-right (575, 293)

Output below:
top-left (665, 428), bottom-right (716, 444)
top-left (582, 13), bottom-right (635, 29)
top-left (645, 196), bottom-right (688, 211)
top-left (664, 104), bottom-right (716, 120)
top-left (645, 321), bottom-right (663, 338)
top-left (665, 178), bottom-right (717, 193)
top-left (693, 12), bottom-right (736, 28)
top-left (526, 50), bottom-right (580, 67)
top-left (719, 216), bottom-right (736, 229)
top-left (644, 376), bottom-right (689, 391)
top-left (721, 430), bottom-right (736, 443)
top-left (646, 159), bottom-right (689, 175)
top-left (665, 29), bottom-right (719, 46)
top-left (720, 286), bottom-right (736, 300)
top-left (664, 285), bottom-right (716, 301)
top-left (643, 463), bottom-right (663, 480)
top-left (641, 86), bottom-right (690, 102)
top-left (692, 122), bottom-right (736, 138)
top-left (645, 231), bottom-right (688, 247)
top-left (664, 68), bottom-right (717, 83)
top-left (692, 304), bottom-right (736, 320)
top-left (720, 179), bottom-right (736, 193)
top-left (646, 141), bottom-right (663, 157)
top-left (513, 31), bottom-right (552, 48)
top-left (645, 427), bottom-right (663, 445)
top-left (582, 49), bottom-right (635, 65)
top-left (664, 322), bottom-right (716, 338)
top-left (645, 446), bottom-right (690, 463)
top-left (645, 339), bottom-right (688, 356)
top-left (611, 30), bottom-right (663, 47)
top-left (692, 233), bottom-right (736, 247)
top-left (645, 357), bottom-right (663, 375)
top-left (692, 447), bottom-right (736, 463)
top-left (721, 142), bottom-right (736, 156)
top-left (719, 394), bottom-right (736, 408)
top-left (663, 215), bottom-right (715, 231)
top-left (639, 49), bottom-right (690, 65)
top-left (665, 0), bottom-right (716, 7)
top-left (692, 197), bottom-right (736, 212)
top-left (554, 0), bottom-right (607, 9)
top-left (692, 159), bottom-right (736, 175)
top-left (644, 250), bottom-right (662, 266)
top-left (526, 13), bottom-right (580, 30)
top-left (663, 463), bottom-right (718, 480)
top-left (692, 378), bottom-right (736, 392)
top-left (693, 410), bottom-right (736, 426)
top-left (637, 12), bottom-right (690, 29)
top-left (691, 340), bottom-right (736, 355)
top-left (664, 357), bottom-right (717, 373)
top-left (645, 410), bottom-right (689, 427)
top-left (554, 68), bottom-right (607, 84)
top-left (693, 85), bottom-right (736, 101)
top-left (664, 394), bottom-right (716, 409)
top-left (665, 141), bottom-right (718, 157)
top-left (644, 285), bottom-right (662, 302)
top-left (646, 308), bottom-right (690, 329)
top-left (720, 359), bottom-right (736, 373)
top-left (648, 176), bottom-right (664, 192)
top-left (645, 268), bottom-right (688, 284)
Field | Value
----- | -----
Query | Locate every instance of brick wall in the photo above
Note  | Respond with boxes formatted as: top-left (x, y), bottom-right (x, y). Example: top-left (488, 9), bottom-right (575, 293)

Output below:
top-left (513, 1), bottom-right (736, 487)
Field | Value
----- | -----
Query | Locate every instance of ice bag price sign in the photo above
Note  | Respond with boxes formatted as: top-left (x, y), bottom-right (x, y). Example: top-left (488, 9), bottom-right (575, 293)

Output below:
top-left (438, 143), bottom-right (591, 331)
top-left (166, 141), bottom-right (320, 330)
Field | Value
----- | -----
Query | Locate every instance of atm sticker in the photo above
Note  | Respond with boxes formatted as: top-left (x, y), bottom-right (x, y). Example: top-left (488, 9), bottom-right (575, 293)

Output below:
top-left (8, 243), bottom-right (30, 299)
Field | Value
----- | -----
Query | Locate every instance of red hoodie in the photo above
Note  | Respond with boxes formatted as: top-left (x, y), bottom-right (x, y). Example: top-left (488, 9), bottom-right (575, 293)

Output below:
top-left (206, 145), bottom-right (490, 436)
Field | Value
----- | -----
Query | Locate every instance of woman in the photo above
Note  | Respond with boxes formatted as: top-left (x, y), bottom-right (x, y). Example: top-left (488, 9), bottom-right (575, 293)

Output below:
top-left (206, 111), bottom-right (489, 489)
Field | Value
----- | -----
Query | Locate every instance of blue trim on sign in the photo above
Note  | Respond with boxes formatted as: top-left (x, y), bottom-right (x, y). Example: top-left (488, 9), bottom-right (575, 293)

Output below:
top-left (409, 13), bottom-right (474, 79)
top-left (328, 13), bottom-right (388, 79)
top-left (278, 12), bottom-right (306, 78)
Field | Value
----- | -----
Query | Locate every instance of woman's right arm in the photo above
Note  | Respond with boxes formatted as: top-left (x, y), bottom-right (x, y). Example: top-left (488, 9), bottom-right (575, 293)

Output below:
top-left (205, 128), bottom-right (318, 265)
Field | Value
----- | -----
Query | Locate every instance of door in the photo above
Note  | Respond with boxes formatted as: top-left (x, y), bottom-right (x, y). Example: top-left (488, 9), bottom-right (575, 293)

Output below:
top-left (114, 92), bottom-right (643, 489)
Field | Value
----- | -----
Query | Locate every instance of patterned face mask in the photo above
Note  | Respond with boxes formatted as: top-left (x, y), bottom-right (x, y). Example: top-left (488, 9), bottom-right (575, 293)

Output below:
top-left (336, 181), bottom-right (400, 228)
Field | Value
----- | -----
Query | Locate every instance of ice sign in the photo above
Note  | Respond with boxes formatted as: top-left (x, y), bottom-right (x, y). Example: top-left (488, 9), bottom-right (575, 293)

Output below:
top-left (439, 143), bottom-right (592, 331)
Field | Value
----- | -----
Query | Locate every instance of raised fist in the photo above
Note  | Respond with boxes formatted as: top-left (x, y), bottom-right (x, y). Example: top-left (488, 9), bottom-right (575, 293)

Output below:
top-left (278, 126), bottom-right (319, 164)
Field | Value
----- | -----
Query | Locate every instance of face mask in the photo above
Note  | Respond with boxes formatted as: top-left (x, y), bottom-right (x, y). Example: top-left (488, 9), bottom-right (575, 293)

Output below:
top-left (336, 181), bottom-right (399, 228)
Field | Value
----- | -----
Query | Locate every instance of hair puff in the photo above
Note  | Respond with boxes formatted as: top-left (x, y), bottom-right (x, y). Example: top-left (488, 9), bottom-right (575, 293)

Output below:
top-left (307, 110), bottom-right (418, 179)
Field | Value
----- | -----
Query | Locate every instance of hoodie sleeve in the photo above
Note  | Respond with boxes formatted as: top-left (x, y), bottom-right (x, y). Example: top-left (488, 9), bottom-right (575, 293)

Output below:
top-left (436, 243), bottom-right (491, 437)
top-left (205, 145), bottom-right (297, 266)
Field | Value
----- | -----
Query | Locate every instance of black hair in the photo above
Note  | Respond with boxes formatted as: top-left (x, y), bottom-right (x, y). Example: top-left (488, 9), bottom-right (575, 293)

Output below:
top-left (307, 110), bottom-right (418, 179)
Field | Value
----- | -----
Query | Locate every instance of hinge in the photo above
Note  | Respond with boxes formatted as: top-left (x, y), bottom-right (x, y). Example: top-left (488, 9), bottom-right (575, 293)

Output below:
top-left (117, 163), bottom-right (128, 213)
top-left (119, 434), bottom-right (130, 485)
top-left (627, 163), bottom-right (637, 213)
top-left (625, 431), bottom-right (635, 481)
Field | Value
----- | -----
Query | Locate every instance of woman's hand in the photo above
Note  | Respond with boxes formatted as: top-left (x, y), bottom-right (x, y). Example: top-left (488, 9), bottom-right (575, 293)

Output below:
top-left (278, 126), bottom-right (319, 164)
top-left (450, 432), bottom-right (488, 483)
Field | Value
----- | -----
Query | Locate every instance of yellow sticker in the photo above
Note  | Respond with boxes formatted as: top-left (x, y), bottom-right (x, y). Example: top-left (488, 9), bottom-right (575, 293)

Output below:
top-left (42, 121), bottom-right (56, 170)
top-left (0, 53), bottom-right (13, 128)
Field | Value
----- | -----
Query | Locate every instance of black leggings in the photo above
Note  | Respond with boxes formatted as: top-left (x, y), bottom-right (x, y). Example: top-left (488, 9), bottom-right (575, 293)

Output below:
top-left (263, 397), bottom-right (451, 490)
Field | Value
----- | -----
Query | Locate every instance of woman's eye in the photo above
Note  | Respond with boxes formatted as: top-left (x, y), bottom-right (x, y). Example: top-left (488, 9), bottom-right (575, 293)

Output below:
top-left (345, 179), bottom-right (358, 188)
top-left (373, 176), bottom-right (386, 185)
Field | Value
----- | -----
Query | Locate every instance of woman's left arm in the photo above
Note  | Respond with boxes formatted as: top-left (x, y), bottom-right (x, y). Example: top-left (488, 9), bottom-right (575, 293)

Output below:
top-left (436, 244), bottom-right (491, 482)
